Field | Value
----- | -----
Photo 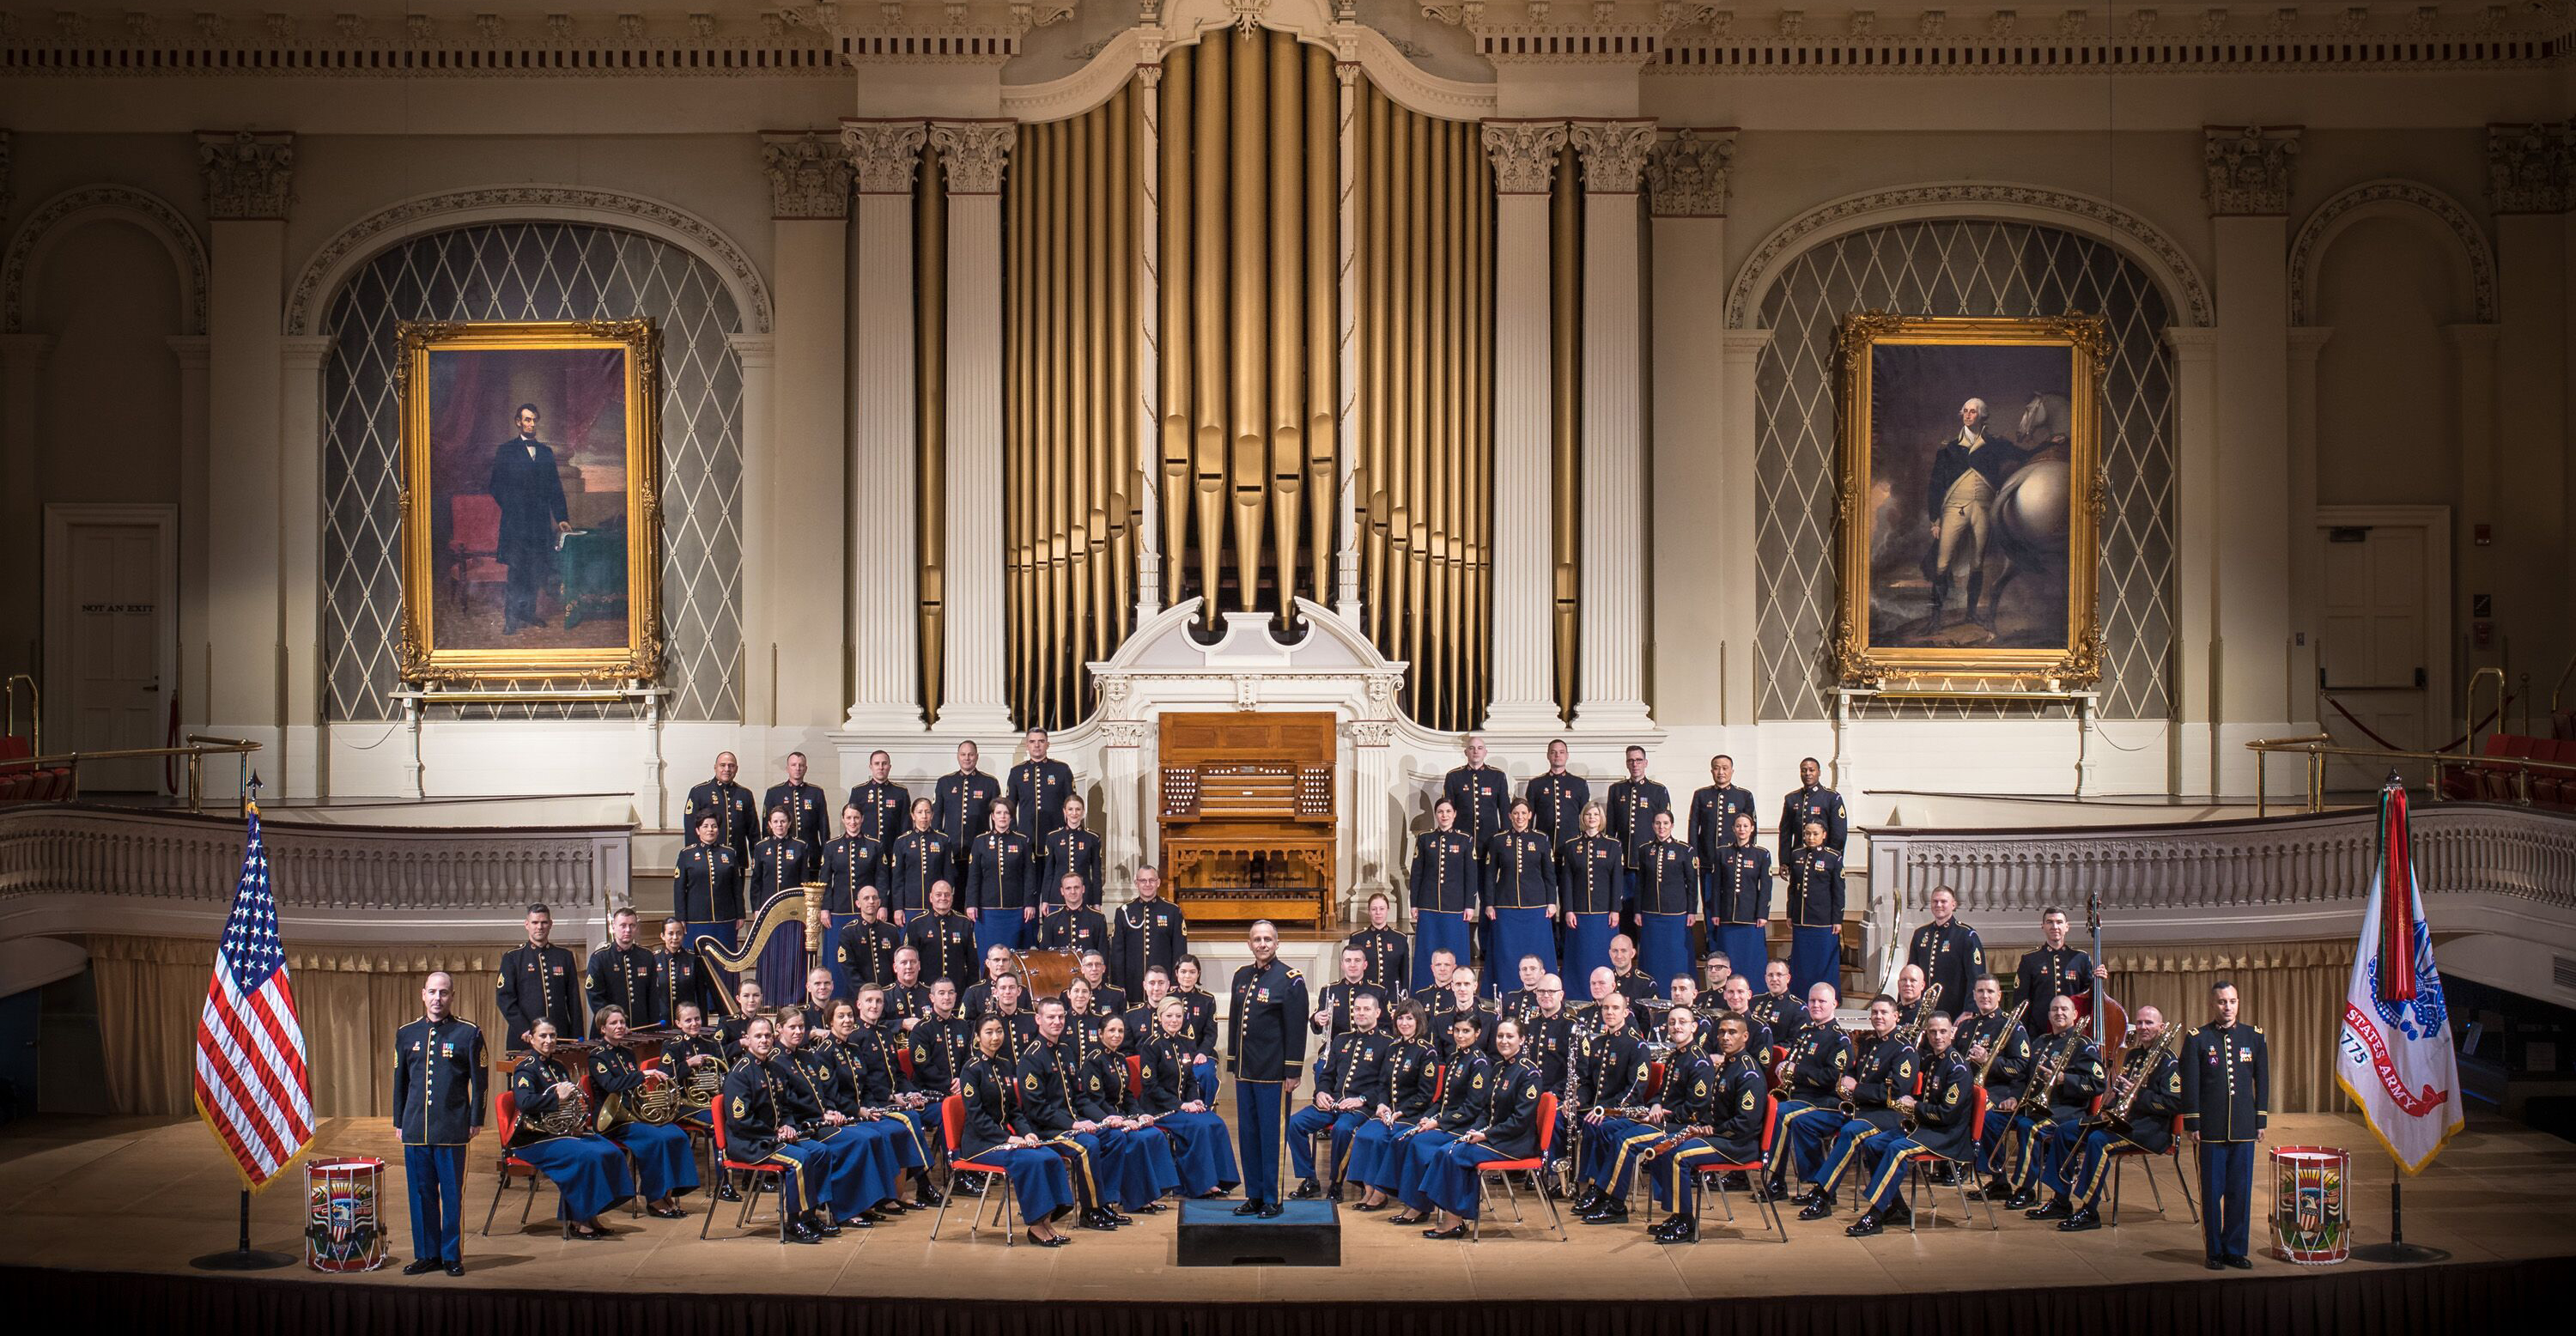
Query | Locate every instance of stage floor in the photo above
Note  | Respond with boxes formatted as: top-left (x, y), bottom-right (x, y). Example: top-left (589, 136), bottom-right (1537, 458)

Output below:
top-left (2, 1110), bottom-right (2570, 1306)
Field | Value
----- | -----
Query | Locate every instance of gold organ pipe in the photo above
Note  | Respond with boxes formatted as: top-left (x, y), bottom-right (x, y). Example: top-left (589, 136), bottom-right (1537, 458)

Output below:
top-left (1390, 100), bottom-right (1418, 701)
top-left (1471, 144), bottom-right (1495, 719)
top-left (1404, 109), bottom-right (1431, 724)
top-left (1191, 38), bottom-right (1228, 618)
top-left (918, 142), bottom-right (948, 724)
top-left (1047, 118), bottom-right (1074, 726)
top-left (1088, 103), bottom-right (1115, 683)
top-left (1304, 50), bottom-right (1337, 620)
top-left (1009, 123), bottom-right (1036, 728)
top-left (1267, 32), bottom-right (1305, 627)
top-left (1427, 118), bottom-right (1454, 729)
top-left (1229, 33), bottom-right (1269, 613)
top-left (1067, 112), bottom-right (1094, 721)
top-left (1549, 144), bottom-right (1582, 720)
top-left (1106, 88), bottom-right (1134, 652)
top-left (1363, 88), bottom-right (1392, 647)
top-left (1160, 47), bottom-right (1194, 612)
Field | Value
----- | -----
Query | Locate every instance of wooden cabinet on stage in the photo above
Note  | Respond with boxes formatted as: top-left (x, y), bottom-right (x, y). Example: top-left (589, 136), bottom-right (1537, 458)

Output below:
top-left (1157, 711), bottom-right (1334, 930)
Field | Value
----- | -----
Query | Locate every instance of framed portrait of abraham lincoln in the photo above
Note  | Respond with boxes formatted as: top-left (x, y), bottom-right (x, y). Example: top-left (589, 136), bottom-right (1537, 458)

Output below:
top-left (394, 319), bottom-right (665, 686)
top-left (1833, 312), bottom-right (2109, 691)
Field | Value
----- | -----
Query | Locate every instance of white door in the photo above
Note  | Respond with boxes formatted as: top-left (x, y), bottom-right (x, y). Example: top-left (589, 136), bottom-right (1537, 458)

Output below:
top-left (2317, 522), bottom-right (2432, 792)
top-left (44, 506), bottom-right (175, 794)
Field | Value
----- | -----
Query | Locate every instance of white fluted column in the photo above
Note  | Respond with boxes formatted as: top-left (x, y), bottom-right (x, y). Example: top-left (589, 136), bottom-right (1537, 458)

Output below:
top-left (2286, 324), bottom-right (2331, 731)
top-left (1479, 119), bottom-right (1569, 732)
top-left (929, 119), bottom-right (1018, 737)
top-left (278, 335), bottom-right (331, 798)
top-left (199, 131), bottom-right (294, 764)
top-left (761, 132), bottom-right (854, 738)
top-left (1645, 131), bottom-right (1736, 732)
top-left (1568, 118), bottom-right (1656, 734)
top-left (841, 120), bottom-right (929, 734)
top-left (1133, 69), bottom-right (1165, 624)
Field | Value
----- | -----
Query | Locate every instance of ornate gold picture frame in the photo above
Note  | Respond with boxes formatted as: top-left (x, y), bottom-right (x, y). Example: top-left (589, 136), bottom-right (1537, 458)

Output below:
top-left (394, 319), bottom-right (663, 685)
top-left (1833, 312), bottom-right (2109, 690)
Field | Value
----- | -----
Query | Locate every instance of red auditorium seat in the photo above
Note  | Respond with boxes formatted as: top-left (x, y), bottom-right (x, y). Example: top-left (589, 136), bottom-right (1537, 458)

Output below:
top-left (2473, 734), bottom-right (2537, 804)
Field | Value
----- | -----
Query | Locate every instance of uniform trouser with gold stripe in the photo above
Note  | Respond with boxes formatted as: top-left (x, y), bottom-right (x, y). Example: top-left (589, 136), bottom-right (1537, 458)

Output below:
top-left (2062, 1128), bottom-right (2147, 1211)
top-left (1039, 1132), bottom-right (1107, 1211)
top-left (1999, 1111), bottom-right (2078, 1194)
top-left (1643, 1136), bottom-right (1761, 1213)
top-left (1288, 1106), bottom-right (1369, 1183)
top-left (1580, 1116), bottom-right (1662, 1200)
top-left (1847, 1130), bottom-right (1935, 1214)
top-left (1811, 1114), bottom-right (1902, 1200)
top-left (762, 1140), bottom-right (832, 1216)
top-left (1772, 1102), bottom-right (1852, 1186)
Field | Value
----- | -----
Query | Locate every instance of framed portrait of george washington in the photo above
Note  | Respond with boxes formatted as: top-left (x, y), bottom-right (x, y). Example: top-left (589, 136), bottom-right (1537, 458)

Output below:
top-left (1832, 312), bottom-right (2109, 690)
top-left (393, 319), bottom-right (663, 685)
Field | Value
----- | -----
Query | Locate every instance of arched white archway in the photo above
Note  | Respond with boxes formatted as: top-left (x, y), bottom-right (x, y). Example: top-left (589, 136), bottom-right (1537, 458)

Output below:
top-left (2287, 179), bottom-right (2494, 325)
top-left (2, 185), bottom-right (209, 334)
top-left (1725, 182), bottom-right (2215, 329)
top-left (284, 184), bottom-right (772, 336)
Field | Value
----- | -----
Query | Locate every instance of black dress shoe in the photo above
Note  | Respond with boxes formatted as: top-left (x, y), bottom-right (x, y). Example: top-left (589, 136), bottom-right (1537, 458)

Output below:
top-left (834, 1216), bottom-right (874, 1230)
top-left (1581, 1204), bottom-right (1629, 1224)
top-left (1968, 1178), bottom-right (2010, 1201)
top-left (1652, 1218), bottom-right (1698, 1245)
top-left (1571, 1189), bottom-right (1606, 1214)
top-left (2205, 1256), bottom-right (2226, 1271)
top-left (444, 1260), bottom-right (465, 1276)
top-left (2225, 1255), bottom-right (2253, 1270)
top-left (1797, 1198), bottom-right (1837, 1222)
top-left (2003, 1191), bottom-right (2038, 1212)
top-left (1351, 1199), bottom-right (1384, 1212)
top-left (1131, 1201), bottom-right (1165, 1214)
top-left (1721, 1171), bottom-right (1752, 1192)
top-left (1025, 1230), bottom-right (1070, 1248)
top-left (2026, 1197), bottom-right (2072, 1221)
top-left (1290, 1178), bottom-right (1323, 1200)
top-left (717, 1181), bottom-right (744, 1203)
top-left (783, 1221), bottom-right (823, 1245)
top-left (1421, 1224), bottom-right (1467, 1240)
top-left (1079, 1212), bottom-right (1120, 1232)
top-left (2057, 1206), bottom-right (2102, 1232)
top-left (1845, 1212), bottom-right (1885, 1238)
top-left (914, 1184), bottom-right (945, 1208)
top-left (1325, 1183), bottom-right (1345, 1204)
top-left (1256, 1201), bottom-right (1284, 1218)
top-left (1386, 1212), bottom-right (1427, 1226)
top-left (1232, 1199), bottom-right (1265, 1217)
top-left (404, 1258), bottom-right (445, 1276)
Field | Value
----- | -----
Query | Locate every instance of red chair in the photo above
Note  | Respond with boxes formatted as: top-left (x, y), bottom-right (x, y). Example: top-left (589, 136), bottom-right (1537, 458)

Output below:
top-left (2475, 734), bottom-right (2537, 802)
top-left (696, 1102), bottom-right (798, 1242)
top-left (1468, 1091), bottom-right (1565, 1241)
top-left (2530, 739), bottom-right (2576, 808)
top-left (929, 1092), bottom-right (1025, 1244)
top-left (1903, 1084), bottom-right (1998, 1231)
top-left (1126, 1052), bottom-right (1145, 1098)
top-left (478, 1089), bottom-right (572, 1239)
top-left (1640, 1061), bottom-right (1667, 1105)
top-left (447, 494), bottom-right (507, 612)
top-left (1763, 1046), bottom-right (1788, 1094)
top-left (1688, 1090), bottom-right (1789, 1242)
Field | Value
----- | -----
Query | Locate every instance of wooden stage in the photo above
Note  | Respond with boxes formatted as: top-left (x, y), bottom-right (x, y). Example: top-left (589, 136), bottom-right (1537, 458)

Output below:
top-left (1, 1110), bottom-right (2565, 1332)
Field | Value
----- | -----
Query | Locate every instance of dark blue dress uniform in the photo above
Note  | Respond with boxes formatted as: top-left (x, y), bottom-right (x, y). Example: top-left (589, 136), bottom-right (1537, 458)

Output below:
top-left (583, 941), bottom-right (654, 1033)
top-left (1373, 1046), bottom-right (1490, 1208)
top-left (1346, 926), bottom-right (1408, 996)
top-left (1309, 980), bottom-right (1392, 1041)
top-left (1075, 1047), bottom-right (1182, 1210)
top-left (1569, 1026), bottom-right (1656, 1199)
top-left (2016, 944), bottom-right (2094, 1019)
top-left (673, 841), bottom-right (745, 989)
top-left (763, 780), bottom-right (831, 849)
top-left (1908, 918), bottom-right (1986, 1017)
top-left (1524, 770), bottom-right (1591, 848)
top-left (1036, 826), bottom-right (1103, 909)
top-left (965, 829), bottom-right (1036, 956)
top-left (1805, 1034), bottom-right (1920, 1207)
top-left (589, 1044), bottom-right (700, 1201)
top-left (1408, 827), bottom-right (1478, 993)
top-left (1704, 840), bottom-right (1772, 981)
top-left (1442, 763), bottom-right (1510, 856)
top-left (819, 833), bottom-right (884, 917)
top-left (933, 767), bottom-right (1001, 880)
top-left (1016, 1036), bottom-right (1110, 1212)
top-left (506, 1054), bottom-right (635, 1223)
top-left (393, 1014), bottom-right (484, 1267)
top-left (845, 778), bottom-right (912, 859)
top-left (908, 1012), bottom-right (976, 1095)
top-left (1777, 781), bottom-right (1848, 865)
top-left (1605, 777), bottom-right (1672, 868)
top-left (1557, 831), bottom-right (1626, 987)
top-left (1840, 1046), bottom-right (1974, 1224)
top-left (1008, 756), bottom-right (1077, 842)
top-left (1139, 1032), bottom-right (1241, 1197)
top-left (2001, 1029), bottom-right (2104, 1198)
top-left (1633, 835), bottom-right (1698, 994)
top-left (1962, 1006), bottom-right (2033, 1175)
top-left (956, 1054), bottom-right (1076, 1225)
top-left (2180, 1021), bottom-right (2268, 1264)
top-left (1643, 1045), bottom-right (1764, 1221)
top-left (1436, 999), bottom-right (1503, 1059)
top-left (1342, 1035), bottom-right (1440, 1191)
top-left (2057, 1037), bottom-right (2184, 1223)
top-left (685, 776), bottom-right (758, 860)
top-left (495, 942), bottom-right (582, 1050)
top-left (1765, 1022), bottom-right (1855, 1193)
top-left (889, 827), bottom-right (957, 917)
top-left (650, 946), bottom-right (712, 1029)
top-left (1483, 828), bottom-right (1557, 995)
top-left (1783, 845), bottom-right (1845, 999)
top-left (1227, 955), bottom-right (1309, 1207)
top-left (1749, 990), bottom-right (1801, 1046)
top-left (1109, 895), bottom-right (1188, 999)
top-left (1034, 902), bottom-right (1107, 955)
top-left (1290, 1024), bottom-right (1389, 1189)
top-left (835, 916), bottom-right (903, 989)
top-left (1416, 1054), bottom-right (1543, 1221)
top-left (1686, 781), bottom-right (1758, 871)
top-left (904, 908), bottom-right (979, 988)
top-left (719, 1054), bottom-right (830, 1231)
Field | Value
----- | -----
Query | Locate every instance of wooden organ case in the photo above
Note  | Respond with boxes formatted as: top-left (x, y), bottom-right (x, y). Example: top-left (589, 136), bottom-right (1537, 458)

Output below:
top-left (1157, 712), bottom-right (1335, 930)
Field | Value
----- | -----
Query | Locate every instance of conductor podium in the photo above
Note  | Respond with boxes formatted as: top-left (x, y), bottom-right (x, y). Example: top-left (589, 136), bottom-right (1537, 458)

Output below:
top-left (1157, 711), bottom-right (1336, 930)
top-left (1175, 1198), bottom-right (1343, 1267)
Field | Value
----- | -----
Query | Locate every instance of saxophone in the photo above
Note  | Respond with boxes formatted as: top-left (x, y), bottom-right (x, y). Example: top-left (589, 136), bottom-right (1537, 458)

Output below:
top-left (2087, 1024), bottom-right (2181, 1131)
top-left (1971, 1001), bottom-right (2030, 1086)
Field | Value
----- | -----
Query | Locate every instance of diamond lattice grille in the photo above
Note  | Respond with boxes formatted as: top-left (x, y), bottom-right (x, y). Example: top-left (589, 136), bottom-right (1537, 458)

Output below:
top-left (322, 223), bottom-right (744, 723)
top-left (1753, 221), bottom-right (2176, 722)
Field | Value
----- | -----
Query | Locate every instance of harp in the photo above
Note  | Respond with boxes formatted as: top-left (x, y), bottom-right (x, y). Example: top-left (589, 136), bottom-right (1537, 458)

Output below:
top-left (697, 882), bottom-right (828, 1017)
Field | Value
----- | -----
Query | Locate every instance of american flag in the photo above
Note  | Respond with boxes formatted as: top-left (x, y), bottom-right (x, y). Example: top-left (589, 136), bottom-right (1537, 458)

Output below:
top-left (191, 800), bottom-right (314, 1188)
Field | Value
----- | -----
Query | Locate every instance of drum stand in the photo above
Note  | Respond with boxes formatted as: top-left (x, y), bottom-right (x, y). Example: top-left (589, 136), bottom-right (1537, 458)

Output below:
top-left (190, 1189), bottom-right (296, 1271)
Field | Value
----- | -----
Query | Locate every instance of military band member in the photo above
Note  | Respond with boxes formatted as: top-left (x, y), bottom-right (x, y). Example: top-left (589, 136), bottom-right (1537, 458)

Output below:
top-left (1443, 736), bottom-right (1510, 867)
top-left (1764, 983), bottom-right (1856, 1200)
top-left (1408, 799), bottom-right (1479, 994)
top-left (1498, 954), bottom-right (1550, 1029)
top-left (883, 948), bottom-right (933, 1029)
top-left (1893, 965), bottom-right (1931, 1026)
top-left (1037, 795), bottom-right (1103, 911)
top-left (1080, 1014), bottom-right (1183, 1213)
top-left (835, 885), bottom-right (903, 991)
top-left (908, 980), bottom-right (975, 1096)
top-left (1781, 821), bottom-right (1845, 999)
top-left (582, 906), bottom-right (653, 1035)
top-left (1633, 811), bottom-right (1697, 995)
top-left (836, 989), bottom-right (943, 1207)
top-left (1640, 1009), bottom-right (1765, 1243)
top-left (661, 1003), bottom-right (728, 1134)
top-left (1109, 865), bottom-right (1188, 999)
top-left (1558, 802), bottom-right (1626, 989)
top-left (1961, 974), bottom-right (2033, 1186)
top-left (1607, 935), bottom-right (1657, 1006)
top-left (1072, 950), bottom-right (1128, 1016)
top-left (1036, 872), bottom-right (1109, 955)
top-left (1993, 993), bottom-right (2103, 1211)
top-left (965, 799), bottom-right (1036, 956)
top-left (1797, 994), bottom-right (1917, 1218)
top-left (904, 879), bottom-right (978, 989)
top-left (1665, 976), bottom-right (1716, 1050)
top-left (845, 749), bottom-right (911, 877)
top-left (1169, 957), bottom-right (1223, 1102)
top-left (819, 804), bottom-right (885, 920)
top-left (720, 1016), bottom-right (831, 1243)
top-left (1564, 992), bottom-right (1654, 1223)
top-left (1140, 998), bottom-right (1242, 1199)
top-left (961, 946), bottom-right (1022, 1019)
top-left (1346, 892), bottom-right (1409, 996)
top-left (709, 980), bottom-right (766, 1058)
top-left (2038, 1004), bottom-right (2183, 1232)
top-left (1687, 755), bottom-right (1758, 888)
top-left (587, 1005), bottom-right (698, 1218)
top-left (1604, 745), bottom-right (1672, 871)
top-left (1007, 728), bottom-right (1078, 842)
top-left (2180, 981), bottom-right (2268, 1270)
top-left (1291, 990), bottom-right (1393, 1200)
top-left (1522, 975), bottom-right (1577, 1096)
top-left (934, 740), bottom-right (1002, 884)
top-left (1908, 886), bottom-right (1986, 1014)
top-left (672, 816), bottom-right (745, 989)
top-left (2015, 906), bottom-right (2098, 1020)
top-left (1747, 959), bottom-right (1801, 1043)
top-left (889, 799), bottom-right (957, 920)
top-left (763, 750), bottom-right (831, 850)
top-left (1312, 945), bottom-right (1392, 1041)
top-left (1839, 1011), bottom-right (1974, 1237)
top-left (787, 966), bottom-right (834, 1035)
top-left (1346, 1001), bottom-right (1441, 1212)
top-left (394, 972), bottom-right (484, 1275)
top-left (1484, 799), bottom-right (1558, 996)
top-left (1524, 738), bottom-right (1590, 848)
top-left (496, 904), bottom-right (583, 1051)
top-left (1376, 1012), bottom-right (1493, 1228)
top-left (1704, 813), bottom-right (1772, 985)
top-left (746, 805), bottom-right (819, 998)
top-left (1411, 1017), bottom-right (1545, 1240)
top-left (1571, 966), bottom-right (1645, 1041)
top-left (957, 1012), bottom-right (1077, 1245)
top-left (1436, 969), bottom-right (1502, 1058)
top-left (1018, 998), bottom-right (1125, 1231)
top-left (773, 1011), bottom-right (901, 1229)
top-left (1122, 968), bottom-right (1173, 1047)
top-left (649, 917), bottom-right (710, 1029)
top-left (506, 1019), bottom-right (636, 1239)
top-left (1716, 975), bottom-right (1772, 1055)
top-left (684, 751), bottom-right (757, 863)
top-left (1227, 920), bottom-right (1309, 1216)
top-left (1776, 756), bottom-right (1848, 866)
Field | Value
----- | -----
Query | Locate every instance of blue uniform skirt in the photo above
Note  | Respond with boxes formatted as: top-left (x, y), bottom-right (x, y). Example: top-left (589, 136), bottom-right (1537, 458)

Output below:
top-left (1717, 924), bottom-right (1767, 979)
top-left (1344, 1117), bottom-right (1411, 1193)
top-left (804, 1126), bottom-right (896, 1219)
top-left (1639, 912), bottom-right (1692, 995)
top-left (1413, 911), bottom-right (1473, 993)
top-left (1193, 1058), bottom-right (1219, 1103)
top-left (1565, 914), bottom-right (1617, 992)
top-left (1394, 1129), bottom-right (1463, 1210)
top-left (1425, 1141), bottom-right (1510, 1220)
top-left (1155, 1110), bottom-right (1241, 1197)
top-left (974, 911), bottom-right (1029, 961)
top-left (1492, 908), bottom-right (1557, 993)
top-left (603, 1120), bottom-right (699, 1200)
top-left (1789, 924), bottom-right (1839, 999)
top-left (980, 1145), bottom-right (1075, 1224)
top-left (514, 1135), bottom-right (635, 1222)
top-left (1098, 1127), bottom-right (1182, 1209)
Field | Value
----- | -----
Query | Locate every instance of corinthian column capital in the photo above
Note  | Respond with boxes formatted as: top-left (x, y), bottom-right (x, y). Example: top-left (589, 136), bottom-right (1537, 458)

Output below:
top-left (1569, 118), bottom-right (1657, 196)
top-left (927, 120), bottom-right (1019, 196)
top-left (841, 119), bottom-right (929, 196)
top-left (1480, 119), bottom-right (1570, 196)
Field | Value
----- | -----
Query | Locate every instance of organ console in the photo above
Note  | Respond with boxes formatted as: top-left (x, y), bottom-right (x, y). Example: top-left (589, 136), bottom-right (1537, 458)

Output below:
top-left (1156, 711), bottom-right (1336, 930)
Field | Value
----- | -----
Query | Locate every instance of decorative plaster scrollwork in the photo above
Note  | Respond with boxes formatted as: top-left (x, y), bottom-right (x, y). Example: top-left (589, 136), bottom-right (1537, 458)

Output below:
top-left (197, 130), bottom-right (295, 221)
top-left (2, 183), bottom-right (210, 333)
top-left (2288, 179), bottom-right (2496, 324)
top-left (843, 119), bottom-right (930, 196)
top-left (761, 131), bottom-right (854, 219)
top-left (2202, 124), bottom-right (2302, 216)
top-left (1479, 119), bottom-right (1570, 195)
top-left (927, 120), bottom-right (1018, 195)
top-left (1569, 118), bottom-right (1656, 194)
top-left (2487, 121), bottom-right (2575, 215)
top-left (1645, 127), bottom-right (1735, 217)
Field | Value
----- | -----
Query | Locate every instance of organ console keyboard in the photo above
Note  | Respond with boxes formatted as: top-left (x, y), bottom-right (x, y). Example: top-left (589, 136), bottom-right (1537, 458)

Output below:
top-left (1156, 711), bottom-right (1335, 930)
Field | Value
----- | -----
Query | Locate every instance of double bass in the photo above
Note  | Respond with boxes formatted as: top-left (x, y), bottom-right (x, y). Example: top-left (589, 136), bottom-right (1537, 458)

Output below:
top-left (2080, 890), bottom-right (2130, 1070)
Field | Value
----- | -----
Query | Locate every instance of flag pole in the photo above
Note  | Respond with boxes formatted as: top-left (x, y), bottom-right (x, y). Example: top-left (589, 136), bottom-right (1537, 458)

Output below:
top-left (189, 773), bottom-right (297, 1272)
top-left (2347, 773), bottom-right (2451, 1265)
